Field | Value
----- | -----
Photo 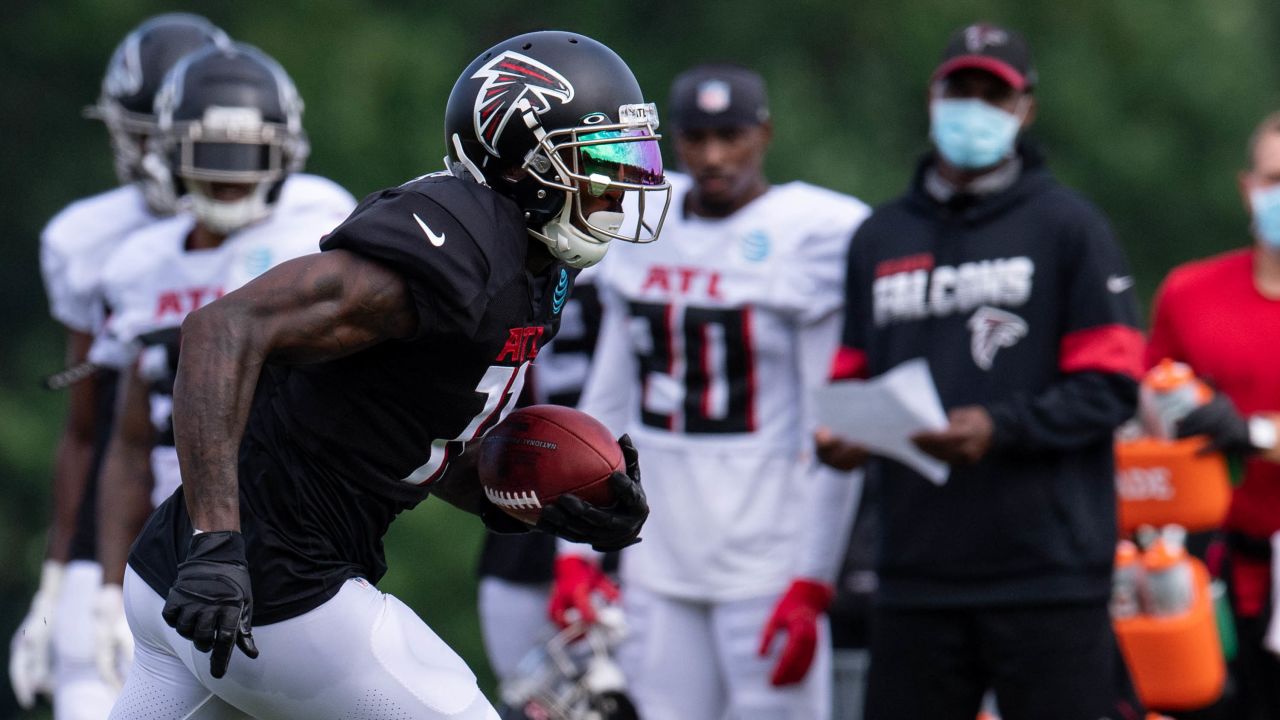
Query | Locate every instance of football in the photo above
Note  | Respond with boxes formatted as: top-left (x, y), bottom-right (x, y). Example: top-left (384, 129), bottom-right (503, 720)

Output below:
top-left (478, 405), bottom-right (623, 525)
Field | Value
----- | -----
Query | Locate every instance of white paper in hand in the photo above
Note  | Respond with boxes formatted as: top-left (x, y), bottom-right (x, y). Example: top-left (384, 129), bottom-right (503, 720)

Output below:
top-left (812, 358), bottom-right (950, 485)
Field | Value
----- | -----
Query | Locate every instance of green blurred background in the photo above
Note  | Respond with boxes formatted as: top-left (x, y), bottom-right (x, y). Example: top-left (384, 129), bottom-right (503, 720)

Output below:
top-left (2, 0), bottom-right (1279, 717)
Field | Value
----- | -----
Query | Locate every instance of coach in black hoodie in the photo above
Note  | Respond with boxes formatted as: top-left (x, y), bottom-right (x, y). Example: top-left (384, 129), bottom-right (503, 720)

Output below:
top-left (819, 23), bottom-right (1145, 720)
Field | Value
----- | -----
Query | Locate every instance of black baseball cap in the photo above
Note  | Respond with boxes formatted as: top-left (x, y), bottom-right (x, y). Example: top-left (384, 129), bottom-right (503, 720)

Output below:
top-left (667, 64), bottom-right (770, 131)
top-left (932, 23), bottom-right (1037, 91)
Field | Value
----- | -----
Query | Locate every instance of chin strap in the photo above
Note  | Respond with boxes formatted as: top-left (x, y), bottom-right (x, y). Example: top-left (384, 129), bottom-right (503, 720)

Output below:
top-left (534, 203), bottom-right (620, 269)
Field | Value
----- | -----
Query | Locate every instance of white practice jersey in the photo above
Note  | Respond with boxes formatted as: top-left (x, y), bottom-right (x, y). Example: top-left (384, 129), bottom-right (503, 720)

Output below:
top-left (91, 173), bottom-right (355, 501)
top-left (40, 184), bottom-right (159, 333)
top-left (577, 172), bottom-right (870, 601)
top-left (91, 174), bottom-right (354, 369)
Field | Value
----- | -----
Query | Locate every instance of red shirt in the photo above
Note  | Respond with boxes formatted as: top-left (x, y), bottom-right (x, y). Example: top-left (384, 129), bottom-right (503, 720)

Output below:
top-left (1146, 248), bottom-right (1280, 539)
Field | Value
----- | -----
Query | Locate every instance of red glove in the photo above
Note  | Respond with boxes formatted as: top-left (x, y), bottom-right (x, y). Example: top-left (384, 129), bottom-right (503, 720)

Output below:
top-left (549, 555), bottom-right (619, 627)
top-left (757, 578), bottom-right (834, 686)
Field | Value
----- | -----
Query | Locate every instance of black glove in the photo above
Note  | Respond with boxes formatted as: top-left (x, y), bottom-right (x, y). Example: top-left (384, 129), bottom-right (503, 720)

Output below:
top-left (538, 434), bottom-right (648, 552)
top-left (162, 531), bottom-right (259, 678)
top-left (1175, 391), bottom-right (1255, 455)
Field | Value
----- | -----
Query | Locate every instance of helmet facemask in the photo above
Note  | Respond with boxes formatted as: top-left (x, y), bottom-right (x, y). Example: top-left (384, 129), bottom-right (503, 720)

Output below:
top-left (521, 103), bottom-right (670, 268)
top-left (164, 105), bottom-right (309, 235)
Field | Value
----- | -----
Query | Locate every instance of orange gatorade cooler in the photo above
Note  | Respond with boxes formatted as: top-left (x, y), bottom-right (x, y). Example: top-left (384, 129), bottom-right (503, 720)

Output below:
top-left (1115, 556), bottom-right (1225, 711)
top-left (1116, 359), bottom-right (1228, 532)
top-left (1114, 437), bottom-right (1231, 532)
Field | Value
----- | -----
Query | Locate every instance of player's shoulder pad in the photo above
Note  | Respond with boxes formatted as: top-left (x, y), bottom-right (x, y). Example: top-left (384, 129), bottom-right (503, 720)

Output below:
top-left (321, 173), bottom-right (525, 337)
top-left (101, 215), bottom-right (191, 292)
top-left (775, 181), bottom-right (872, 228)
top-left (321, 173), bottom-right (512, 268)
top-left (276, 173), bottom-right (357, 218)
top-left (222, 204), bottom-right (332, 285)
top-left (41, 184), bottom-right (152, 258)
top-left (767, 182), bottom-right (870, 261)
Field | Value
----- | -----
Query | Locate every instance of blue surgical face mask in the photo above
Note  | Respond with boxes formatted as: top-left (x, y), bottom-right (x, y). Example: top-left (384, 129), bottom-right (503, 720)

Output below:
top-left (929, 98), bottom-right (1024, 170)
top-left (1250, 185), bottom-right (1280, 250)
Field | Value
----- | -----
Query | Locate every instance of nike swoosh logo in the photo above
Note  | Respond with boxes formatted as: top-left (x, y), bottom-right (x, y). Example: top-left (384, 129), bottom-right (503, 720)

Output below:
top-left (412, 213), bottom-right (445, 247)
top-left (1106, 275), bottom-right (1134, 293)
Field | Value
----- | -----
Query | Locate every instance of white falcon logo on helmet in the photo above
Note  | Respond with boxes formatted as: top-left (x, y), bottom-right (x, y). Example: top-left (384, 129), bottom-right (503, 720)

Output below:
top-left (471, 51), bottom-right (574, 157)
top-left (968, 305), bottom-right (1028, 371)
top-left (104, 33), bottom-right (146, 97)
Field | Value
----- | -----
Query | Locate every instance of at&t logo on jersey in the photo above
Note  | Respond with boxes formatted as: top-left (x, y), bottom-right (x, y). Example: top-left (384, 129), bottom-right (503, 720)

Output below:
top-left (552, 268), bottom-right (569, 313)
top-left (243, 247), bottom-right (273, 278)
top-left (741, 230), bottom-right (770, 262)
top-left (873, 253), bottom-right (1034, 327)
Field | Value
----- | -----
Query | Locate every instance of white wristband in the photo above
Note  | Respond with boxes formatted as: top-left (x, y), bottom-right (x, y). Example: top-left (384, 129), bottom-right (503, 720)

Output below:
top-left (1250, 416), bottom-right (1278, 451)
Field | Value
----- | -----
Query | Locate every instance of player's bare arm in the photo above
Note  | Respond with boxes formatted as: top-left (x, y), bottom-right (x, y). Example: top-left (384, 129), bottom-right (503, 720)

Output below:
top-left (48, 329), bottom-right (99, 562)
top-left (97, 364), bottom-right (157, 585)
top-left (173, 249), bottom-right (417, 532)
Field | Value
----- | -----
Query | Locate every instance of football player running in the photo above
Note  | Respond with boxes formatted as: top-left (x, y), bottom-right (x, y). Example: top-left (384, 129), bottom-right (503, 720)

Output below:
top-left (11, 14), bottom-right (228, 719)
top-left (91, 40), bottom-right (355, 693)
top-left (107, 31), bottom-right (666, 720)
top-left (555, 64), bottom-right (869, 719)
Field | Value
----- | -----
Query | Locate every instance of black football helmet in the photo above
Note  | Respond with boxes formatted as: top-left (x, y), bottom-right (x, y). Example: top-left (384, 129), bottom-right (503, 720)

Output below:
top-left (86, 13), bottom-right (230, 214)
top-left (445, 31), bottom-right (670, 268)
top-left (152, 42), bottom-right (309, 235)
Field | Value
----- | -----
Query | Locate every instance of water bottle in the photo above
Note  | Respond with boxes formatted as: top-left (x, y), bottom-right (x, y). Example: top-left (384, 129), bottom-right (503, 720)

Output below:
top-left (1139, 359), bottom-right (1211, 440)
top-left (1141, 525), bottom-right (1196, 617)
top-left (1111, 539), bottom-right (1145, 619)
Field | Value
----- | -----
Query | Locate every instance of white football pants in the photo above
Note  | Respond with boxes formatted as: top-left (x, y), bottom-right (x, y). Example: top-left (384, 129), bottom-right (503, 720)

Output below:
top-left (618, 584), bottom-right (831, 720)
top-left (54, 560), bottom-right (118, 720)
top-left (149, 447), bottom-right (181, 510)
top-left (108, 568), bottom-right (499, 720)
top-left (476, 578), bottom-right (555, 682)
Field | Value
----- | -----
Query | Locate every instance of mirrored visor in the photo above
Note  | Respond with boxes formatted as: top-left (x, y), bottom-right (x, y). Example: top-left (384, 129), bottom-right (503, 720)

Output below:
top-left (578, 128), bottom-right (664, 188)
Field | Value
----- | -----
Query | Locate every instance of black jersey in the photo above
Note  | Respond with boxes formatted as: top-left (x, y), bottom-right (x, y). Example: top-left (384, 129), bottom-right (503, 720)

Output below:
top-left (129, 174), bottom-right (573, 624)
